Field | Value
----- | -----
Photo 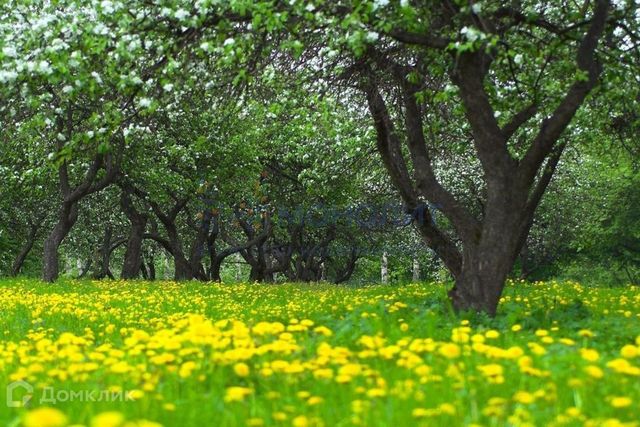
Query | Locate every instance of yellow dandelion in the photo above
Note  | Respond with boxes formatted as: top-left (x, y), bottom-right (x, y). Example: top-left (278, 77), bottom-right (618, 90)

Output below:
top-left (24, 408), bottom-right (68, 427)
top-left (90, 411), bottom-right (125, 427)
top-left (233, 362), bottom-right (250, 377)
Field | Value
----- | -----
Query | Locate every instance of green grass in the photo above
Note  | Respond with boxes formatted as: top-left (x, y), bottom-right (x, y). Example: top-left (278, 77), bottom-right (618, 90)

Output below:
top-left (0, 278), bottom-right (638, 426)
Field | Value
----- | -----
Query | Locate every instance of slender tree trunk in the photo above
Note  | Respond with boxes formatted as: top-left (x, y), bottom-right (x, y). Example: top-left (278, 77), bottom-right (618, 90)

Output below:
top-left (43, 202), bottom-right (78, 282)
top-left (120, 190), bottom-right (147, 279)
top-left (381, 251), bottom-right (389, 284)
top-left (11, 223), bottom-right (40, 276)
top-left (93, 226), bottom-right (115, 280)
top-left (210, 257), bottom-right (223, 282)
top-left (147, 254), bottom-right (156, 280)
top-left (519, 241), bottom-right (530, 279)
top-left (412, 258), bottom-right (420, 282)
top-left (121, 219), bottom-right (146, 279)
top-left (140, 261), bottom-right (149, 280)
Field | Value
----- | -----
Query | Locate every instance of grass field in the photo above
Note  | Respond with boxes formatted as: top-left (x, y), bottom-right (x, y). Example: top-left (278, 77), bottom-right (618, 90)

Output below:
top-left (0, 279), bottom-right (638, 427)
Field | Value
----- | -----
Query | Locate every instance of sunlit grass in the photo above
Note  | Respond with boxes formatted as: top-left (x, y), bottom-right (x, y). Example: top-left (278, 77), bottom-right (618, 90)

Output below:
top-left (0, 279), bottom-right (638, 426)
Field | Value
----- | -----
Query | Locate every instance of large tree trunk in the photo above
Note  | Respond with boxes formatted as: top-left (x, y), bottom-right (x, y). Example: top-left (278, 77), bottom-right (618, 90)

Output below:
top-left (448, 245), bottom-right (515, 316)
top-left (173, 254), bottom-right (193, 281)
top-left (188, 214), bottom-right (210, 281)
top-left (360, 1), bottom-right (608, 315)
top-left (43, 202), bottom-right (78, 282)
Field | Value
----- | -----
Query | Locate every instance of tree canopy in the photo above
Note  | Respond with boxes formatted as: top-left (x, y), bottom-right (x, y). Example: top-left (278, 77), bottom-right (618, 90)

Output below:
top-left (1, 0), bottom-right (638, 315)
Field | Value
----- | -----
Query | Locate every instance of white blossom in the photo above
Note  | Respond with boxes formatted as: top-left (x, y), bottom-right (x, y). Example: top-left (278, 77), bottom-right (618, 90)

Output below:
top-left (174, 9), bottom-right (191, 20)
top-left (138, 97), bottom-right (152, 107)
top-left (0, 70), bottom-right (18, 83)
top-left (2, 46), bottom-right (17, 58)
top-left (91, 71), bottom-right (103, 84)
top-left (100, 0), bottom-right (115, 13)
top-left (373, 0), bottom-right (390, 10)
top-left (461, 26), bottom-right (485, 42)
top-left (93, 22), bottom-right (110, 35)
top-left (366, 31), bottom-right (379, 42)
top-left (37, 60), bottom-right (53, 75)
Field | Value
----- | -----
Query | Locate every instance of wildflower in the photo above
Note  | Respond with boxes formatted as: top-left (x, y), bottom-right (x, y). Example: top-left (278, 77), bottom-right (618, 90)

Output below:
top-left (580, 348), bottom-right (599, 362)
top-left (438, 343), bottom-right (461, 359)
top-left (513, 391), bottom-right (535, 404)
top-left (584, 365), bottom-right (604, 379)
top-left (23, 408), bottom-right (68, 427)
top-left (313, 368), bottom-right (333, 379)
top-left (339, 363), bottom-right (362, 376)
top-left (313, 326), bottom-right (333, 336)
top-left (366, 388), bottom-right (387, 398)
top-left (233, 362), bottom-right (250, 377)
top-left (307, 396), bottom-right (323, 405)
top-left (224, 386), bottom-right (252, 402)
top-left (439, 403), bottom-right (456, 415)
top-left (620, 345), bottom-right (638, 359)
top-left (478, 364), bottom-right (504, 378)
top-left (179, 361), bottom-right (197, 378)
top-left (272, 412), bottom-right (287, 421)
top-left (485, 330), bottom-right (500, 339)
top-left (292, 415), bottom-right (309, 427)
top-left (90, 411), bottom-right (125, 427)
top-left (412, 408), bottom-right (433, 418)
top-left (609, 396), bottom-right (632, 408)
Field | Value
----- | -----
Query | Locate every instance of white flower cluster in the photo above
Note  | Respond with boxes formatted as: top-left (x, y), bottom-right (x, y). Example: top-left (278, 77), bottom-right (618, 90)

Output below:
top-left (460, 26), bottom-right (486, 42)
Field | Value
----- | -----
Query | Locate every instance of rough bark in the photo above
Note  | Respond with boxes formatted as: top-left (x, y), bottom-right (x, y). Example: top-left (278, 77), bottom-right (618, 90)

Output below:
top-left (360, 1), bottom-right (608, 315)
top-left (43, 201), bottom-right (79, 282)
top-left (43, 147), bottom-right (119, 282)
top-left (120, 188), bottom-right (148, 279)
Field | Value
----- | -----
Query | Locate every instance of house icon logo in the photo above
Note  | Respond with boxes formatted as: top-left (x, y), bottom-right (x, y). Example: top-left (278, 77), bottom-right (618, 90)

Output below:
top-left (6, 380), bottom-right (33, 407)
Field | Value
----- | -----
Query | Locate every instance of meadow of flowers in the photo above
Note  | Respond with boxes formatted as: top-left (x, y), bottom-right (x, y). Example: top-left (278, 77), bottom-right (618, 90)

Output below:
top-left (0, 279), bottom-right (638, 427)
